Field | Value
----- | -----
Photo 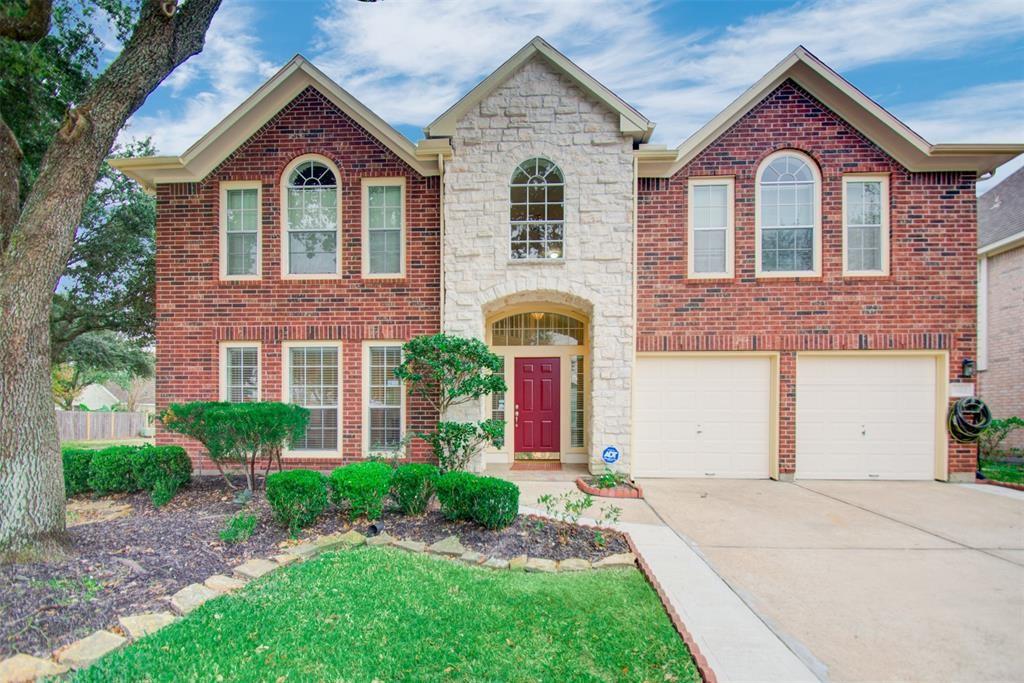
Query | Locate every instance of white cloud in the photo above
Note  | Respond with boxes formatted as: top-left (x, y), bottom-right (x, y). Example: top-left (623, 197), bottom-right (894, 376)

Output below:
top-left (118, 0), bottom-right (278, 154)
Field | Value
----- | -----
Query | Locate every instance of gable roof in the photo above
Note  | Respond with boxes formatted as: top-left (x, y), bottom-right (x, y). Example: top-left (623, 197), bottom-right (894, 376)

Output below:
top-left (978, 165), bottom-right (1024, 251)
top-left (637, 46), bottom-right (1024, 178)
top-left (110, 55), bottom-right (444, 190)
top-left (425, 36), bottom-right (653, 142)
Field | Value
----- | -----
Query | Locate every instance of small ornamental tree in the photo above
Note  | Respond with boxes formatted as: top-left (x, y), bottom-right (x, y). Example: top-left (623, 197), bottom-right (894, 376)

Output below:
top-left (394, 334), bottom-right (507, 473)
top-left (160, 402), bottom-right (309, 493)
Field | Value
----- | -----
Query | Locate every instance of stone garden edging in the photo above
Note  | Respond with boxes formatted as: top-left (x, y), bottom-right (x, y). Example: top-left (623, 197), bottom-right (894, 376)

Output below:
top-left (976, 478), bottom-right (1024, 492)
top-left (0, 528), bottom-right (637, 682)
top-left (575, 477), bottom-right (644, 499)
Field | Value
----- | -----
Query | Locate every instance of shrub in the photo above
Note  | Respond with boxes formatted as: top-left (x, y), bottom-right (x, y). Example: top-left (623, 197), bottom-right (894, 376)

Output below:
top-left (87, 446), bottom-right (144, 495)
top-left (219, 511), bottom-right (258, 544)
top-left (266, 470), bottom-right (328, 535)
top-left (329, 462), bottom-right (393, 520)
top-left (132, 446), bottom-right (192, 506)
top-left (160, 402), bottom-right (310, 493)
top-left (435, 471), bottom-right (480, 521)
top-left (471, 477), bottom-right (519, 529)
top-left (62, 448), bottom-right (94, 497)
top-left (390, 463), bottom-right (439, 515)
top-left (979, 417), bottom-right (1024, 458)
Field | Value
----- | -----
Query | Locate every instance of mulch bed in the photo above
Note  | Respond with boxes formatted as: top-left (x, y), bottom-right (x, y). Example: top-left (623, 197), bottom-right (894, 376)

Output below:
top-left (0, 476), bottom-right (628, 660)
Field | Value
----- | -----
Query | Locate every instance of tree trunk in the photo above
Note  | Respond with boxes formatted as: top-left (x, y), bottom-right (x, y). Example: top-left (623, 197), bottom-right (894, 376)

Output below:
top-left (0, 0), bottom-right (222, 552)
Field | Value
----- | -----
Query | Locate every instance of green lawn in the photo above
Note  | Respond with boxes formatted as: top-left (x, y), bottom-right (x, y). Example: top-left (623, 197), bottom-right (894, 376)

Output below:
top-left (981, 459), bottom-right (1024, 484)
top-left (61, 438), bottom-right (154, 449)
top-left (75, 547), bottom-right (698, 682)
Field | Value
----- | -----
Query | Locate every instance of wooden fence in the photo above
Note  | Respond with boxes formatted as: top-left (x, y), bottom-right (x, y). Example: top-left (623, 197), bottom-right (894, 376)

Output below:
top-left (57, 410), bottom-right (149, 442)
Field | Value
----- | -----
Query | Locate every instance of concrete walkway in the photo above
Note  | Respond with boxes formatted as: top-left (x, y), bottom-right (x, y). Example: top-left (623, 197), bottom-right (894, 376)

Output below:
top-left (639, 479), bottom-right (1024, 683)
top-left (508, 467), bottom-right (822, 682)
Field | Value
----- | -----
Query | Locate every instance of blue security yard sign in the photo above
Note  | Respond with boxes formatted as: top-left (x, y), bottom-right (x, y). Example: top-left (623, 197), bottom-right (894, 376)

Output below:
top-left (601, 446), bottom-right (620, 465)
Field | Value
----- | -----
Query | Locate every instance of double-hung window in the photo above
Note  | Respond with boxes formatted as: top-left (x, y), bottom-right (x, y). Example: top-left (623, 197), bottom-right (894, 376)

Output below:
top-left (687, 178), bottom-right (734, 278)
top-left (220, 343), bottom-right (260, 402)
top-left (365, 344), bottom-right (403, 454)
top-left (756, 151), bottom-right (821, 276)
top-left (220, 182), bottom-right (261, 279)
top-left (843, 175), bottom-right (889, 275)
top-left (362, 178), bottom-right (405, 277)
top-left (284, 157), bottom-right (340, 277)
top-left (286, 343), bottom-right (340, 453)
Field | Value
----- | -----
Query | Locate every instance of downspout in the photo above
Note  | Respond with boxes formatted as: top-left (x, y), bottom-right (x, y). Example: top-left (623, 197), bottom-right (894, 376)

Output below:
top-left (438, 153), bottom-right (446, 331)
top-left (628, 153), bottom-right (639, 479)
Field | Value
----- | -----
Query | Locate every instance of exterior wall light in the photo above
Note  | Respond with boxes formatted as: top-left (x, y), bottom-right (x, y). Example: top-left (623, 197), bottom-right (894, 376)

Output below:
top-left (961, 357), bottom-right (975, 379)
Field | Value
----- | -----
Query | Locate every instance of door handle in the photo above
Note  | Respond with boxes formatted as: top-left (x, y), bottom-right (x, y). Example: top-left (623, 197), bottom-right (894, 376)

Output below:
top-left (515, 404), bottom-right (520, 428)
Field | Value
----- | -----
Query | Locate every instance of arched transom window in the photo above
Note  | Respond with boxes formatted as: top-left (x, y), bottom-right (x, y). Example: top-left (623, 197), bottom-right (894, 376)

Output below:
top-left (490, 312), bottom-right (584, 346)
top-left (285, 159), bottom-right (338, 275)
top-left (757, 151), bottom-right (820, 275)
top-left (510, 158), bottom-right (564, 260)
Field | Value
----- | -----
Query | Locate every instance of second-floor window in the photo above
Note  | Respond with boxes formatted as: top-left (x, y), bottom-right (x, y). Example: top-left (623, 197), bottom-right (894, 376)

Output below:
top-left (756, 150), bottom-right (821, 276)
top-left (220, 181), bottom-right (261, 279)
top-left (285, 157), bottom-right (339, 276)
top-left (510, 157), bottom-right (564, 260)
top-left (688, 178), bottom-right (734, 278)
top-left (363, 178), bottom-right (405, 277)
top-left (843, 175), bottom-right (889, 276)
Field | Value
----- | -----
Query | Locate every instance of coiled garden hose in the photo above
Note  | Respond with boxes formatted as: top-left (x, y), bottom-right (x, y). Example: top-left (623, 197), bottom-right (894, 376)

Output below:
top-left (947, 397), bottom-right (992, 444)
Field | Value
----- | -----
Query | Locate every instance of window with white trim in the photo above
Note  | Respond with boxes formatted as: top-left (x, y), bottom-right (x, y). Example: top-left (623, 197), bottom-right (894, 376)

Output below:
top-left (570, 355), bottom-right (584, 448)
top-left (220, 182), bottom-right (261, 279)
top-left (288, 346), bottom-right (339, 451)
top-left (367, 345), bottom-right (403, 452)
top-left (223, 345), bottom-right (259, 403)
top-left (510, 158), bottom-right (564, 260)
top-left (363, 179), bottom-right (404, 276)
top-left (286, 160), bottom-right (338, 275)
top-left (843, 175), bottom-right (889, 275)
top-left (688, 178), bottom-right (733, 277)
top-left (757, 152), bottom-right (820, 275)
top-left (490, 357), bottom-right (506, 424)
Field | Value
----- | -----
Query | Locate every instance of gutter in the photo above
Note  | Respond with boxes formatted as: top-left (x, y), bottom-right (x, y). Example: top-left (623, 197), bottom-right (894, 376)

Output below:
top-left (977, 229), bottom-right (1024, 258)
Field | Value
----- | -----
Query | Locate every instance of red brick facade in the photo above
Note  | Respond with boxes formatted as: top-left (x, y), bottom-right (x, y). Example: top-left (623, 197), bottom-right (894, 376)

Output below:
top-left (636, 81), bottom-right (977, 476)
top-left (155, 87), bottom-right (440, 470)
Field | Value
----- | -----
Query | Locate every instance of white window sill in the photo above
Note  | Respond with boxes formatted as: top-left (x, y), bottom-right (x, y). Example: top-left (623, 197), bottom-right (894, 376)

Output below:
top-left (362, 273), bottom-right (406, 280)
top-left (842, 270), bottom-right (889, 278)
top-left (687, 272), bottom-right (734, 280)
top-left (220, 274), bottom-right (263, 282)
top-left (506, 258), bottom-right (566, 266)
top-left (282, 449), bottom-right (343, 459)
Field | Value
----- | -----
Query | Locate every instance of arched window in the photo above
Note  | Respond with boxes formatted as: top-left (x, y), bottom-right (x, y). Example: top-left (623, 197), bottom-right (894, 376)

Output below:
top-left (490, 312), bottom-right (584, 346)
top-left (756, 150), bottom-right (821, 276)
top-left (284, 157), bottom-right (339, 276)
top-left (510, 158), bottom-right (564, 260)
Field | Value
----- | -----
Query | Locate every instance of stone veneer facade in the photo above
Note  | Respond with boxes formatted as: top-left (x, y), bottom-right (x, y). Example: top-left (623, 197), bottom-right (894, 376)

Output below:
top-left (442, 57), bottom-right (636, 471)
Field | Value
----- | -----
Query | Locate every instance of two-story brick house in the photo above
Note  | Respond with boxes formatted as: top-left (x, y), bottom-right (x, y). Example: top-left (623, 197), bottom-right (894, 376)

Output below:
top-left (112, 38), bottom-right (1022, 481)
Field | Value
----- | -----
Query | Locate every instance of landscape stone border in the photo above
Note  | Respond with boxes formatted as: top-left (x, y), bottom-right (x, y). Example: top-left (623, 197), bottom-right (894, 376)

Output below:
top-left (575, 476), bottom-right (644, 499)
top-left (0, 528), bottom-right (637, 682)
top-left (976, 477), bottom-right (1024, 492)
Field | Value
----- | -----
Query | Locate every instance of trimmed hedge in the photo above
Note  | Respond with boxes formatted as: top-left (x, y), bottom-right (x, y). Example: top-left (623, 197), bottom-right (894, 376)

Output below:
top-left (390, 463), bottom-right (439, 515)
top-left (471, 477), bottom-right (519, 529)
top-left (435, 471), bottom-right (479, 521)
top-left (133, 446), bottom-right (192, 490)
top-left (266, 469), bottom-right (328, 534)
top-left (62, 448), bottom-right (94, 497)
top-left (329, 462), bottom-right (393, 520)
top-left (87, 446), bottom-right (144, 495)
top-left (436, 472), bottom-right (519, 529)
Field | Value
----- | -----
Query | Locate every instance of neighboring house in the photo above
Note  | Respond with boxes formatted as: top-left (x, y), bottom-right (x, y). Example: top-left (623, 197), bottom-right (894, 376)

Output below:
top-left (977, 165), bottom-right (1024, 449)
top-left (66, 383), bottom-right (122, 411)
top-left (112, 38), bottom-right (1023, 481)
top-left (103, 379), bottom-right (157, 414)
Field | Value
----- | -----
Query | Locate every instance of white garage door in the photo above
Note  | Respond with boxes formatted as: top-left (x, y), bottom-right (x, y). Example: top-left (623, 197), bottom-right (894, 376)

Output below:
top-left (634, 356), bottom-right (771, 478)
top-left (796, 355), bottom-right (937, 480)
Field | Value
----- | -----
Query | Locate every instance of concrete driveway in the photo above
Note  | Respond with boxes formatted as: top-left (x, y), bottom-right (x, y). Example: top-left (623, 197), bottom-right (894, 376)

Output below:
top-left (639, 479), bottom-right (1024, 683)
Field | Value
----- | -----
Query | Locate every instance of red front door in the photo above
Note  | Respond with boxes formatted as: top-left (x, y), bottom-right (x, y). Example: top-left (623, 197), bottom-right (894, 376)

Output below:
top-left (514, 357), bottom-right (560, 454)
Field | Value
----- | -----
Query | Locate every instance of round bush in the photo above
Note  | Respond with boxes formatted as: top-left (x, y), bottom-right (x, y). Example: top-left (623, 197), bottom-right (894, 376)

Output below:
top-left (390, 463), bottom-right (439, 515)
top-left (471, 476), bottom-right (519, 529)
top-left (132, 446), bottom-right (193, 507)
top-left (266, 469), bottom-right (328, 534)
top-left (62, 448), bottom-right (94, 497)
top-left (329, 462), bottom-right (393, 520)
top-left (87, 446), bottom-right (144, 495)
top-left (435, 471), bottom-right (479, 521)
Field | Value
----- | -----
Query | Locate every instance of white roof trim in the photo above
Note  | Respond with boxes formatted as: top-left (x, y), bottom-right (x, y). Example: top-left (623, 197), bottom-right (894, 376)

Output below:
top-left (111, 55), bottom-right (438, 189)
top-left (638, 46), bottom-right (1024, 178)
top-left (978, 228), bottom-right (1024, 257)
top-left (426, 36), bottom-right (653, 142)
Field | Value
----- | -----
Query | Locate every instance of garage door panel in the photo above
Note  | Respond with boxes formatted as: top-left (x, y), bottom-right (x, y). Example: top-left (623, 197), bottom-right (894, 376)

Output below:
top-left (797, 356), bottom-right (936, 481)
top-left (635, 356), bottom-right (771, 478)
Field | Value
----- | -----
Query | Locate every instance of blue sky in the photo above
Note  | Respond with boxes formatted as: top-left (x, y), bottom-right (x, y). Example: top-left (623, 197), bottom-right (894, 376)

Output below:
top-left (115, 0), bottom-right (1024, 192)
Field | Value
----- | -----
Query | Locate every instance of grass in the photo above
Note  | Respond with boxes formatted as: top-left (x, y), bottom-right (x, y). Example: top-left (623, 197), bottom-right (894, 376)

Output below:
top-left (980, 458), bottom-right (1024, 484)
top-left (75, 547), bottom-right (699, 682)
top-left (61, 438), bottom-right (154, 450)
